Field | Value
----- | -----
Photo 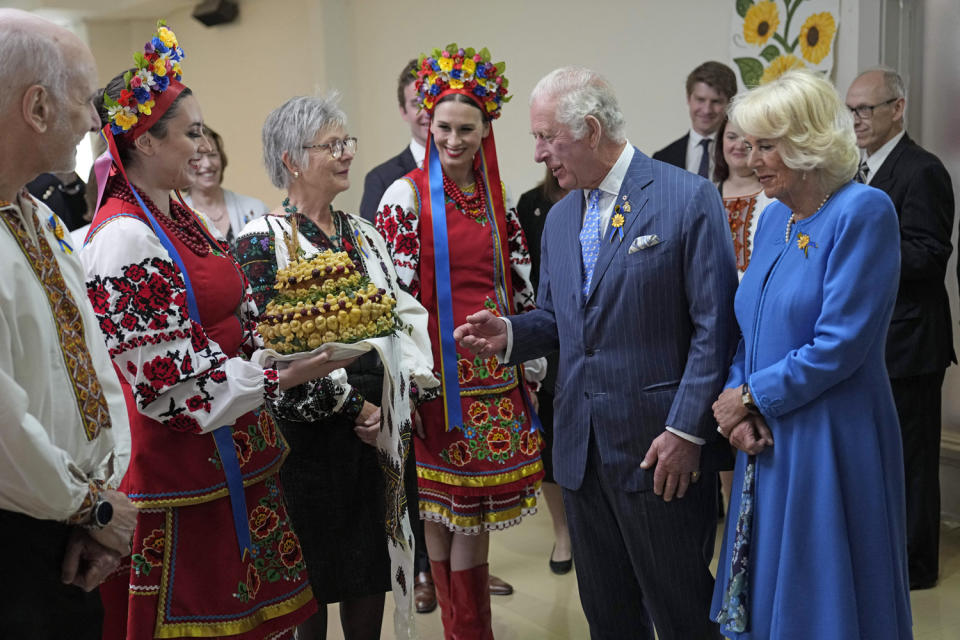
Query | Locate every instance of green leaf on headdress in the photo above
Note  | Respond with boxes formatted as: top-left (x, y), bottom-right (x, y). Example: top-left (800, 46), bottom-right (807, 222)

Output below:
top-left (465, 47), bottom-right (476, 58)
top-left (102, 91), bottom-right (119, 108)
top-left (134, 51), bottom-right (147, 69)
top-left (157, 19), bottom-right (167, 28)
top-left (501, 77), bottom-right (510, 89)
top-left (123, 70), bottom-right (133, 88)
top-left (431, 49), bottom-right (442, 59)
top-left (445, 43), bottom-right (458, 55)
top-left (494, 62), bottom-right (505, 75)
top-left (502, 95), bottom-right (512, 103)
top-left (480, 47), bottom-right (491, 62)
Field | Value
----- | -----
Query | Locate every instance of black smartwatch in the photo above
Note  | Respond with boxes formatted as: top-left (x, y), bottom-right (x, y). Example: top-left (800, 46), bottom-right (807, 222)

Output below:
top-left (87, 494), bottom-right (114, 529)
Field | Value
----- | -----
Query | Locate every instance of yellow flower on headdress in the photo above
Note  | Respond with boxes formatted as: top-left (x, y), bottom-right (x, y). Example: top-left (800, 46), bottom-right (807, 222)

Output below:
top-left (157, 26), bottom-right (178, 48)
top-left (462, 58), bottom-right (476, 75)
top-left (798, 12), bottom-right (836, 64)
top-left (115, 110), bottom-right (138, 131)
top-left (137, 98), bottom-right (155, 115)
top-left (423, 97), bottom-right (435, 110)
top-left (153, 58), bottom-right (167, 77)
top-left (449, 78), bottom-right (464, 90)
top-left (485, 101), bottom-right (498, 113)
top-left (438, 57), bottom-right (453, 73)
top-left (171, 62), bottom-right (183, 77)
top-left (743, 1), bottom-right (779, 46)
top-left (761, 54), bottom-right (805, 84)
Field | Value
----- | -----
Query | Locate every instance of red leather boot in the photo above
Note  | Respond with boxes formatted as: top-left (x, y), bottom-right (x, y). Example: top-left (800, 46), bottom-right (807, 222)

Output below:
top-left (449, 562), bottom-right (494, 640)
top-left (430, 559), bottom-right (455, 640)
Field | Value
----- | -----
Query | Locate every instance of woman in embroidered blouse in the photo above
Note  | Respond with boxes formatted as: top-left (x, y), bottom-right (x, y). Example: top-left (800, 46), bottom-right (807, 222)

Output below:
top-left (375, 45), bottom-right (544, 639)
top-left (714, 117), bottom-right (775, 280)
top-left (80, 26), bottom-right (343, 640)
top-left (709, 71), bottom-right (911, 639)
top-left (235, 93), bottom-right (437, 640)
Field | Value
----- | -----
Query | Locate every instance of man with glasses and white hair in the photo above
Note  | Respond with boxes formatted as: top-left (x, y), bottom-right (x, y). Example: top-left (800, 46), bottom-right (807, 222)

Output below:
top-left (455, 66), bottom-right (738, 639)
top-left (0, 9), bottom-right (136, 638)
top-left (846, 66), bottom-right (956, 591)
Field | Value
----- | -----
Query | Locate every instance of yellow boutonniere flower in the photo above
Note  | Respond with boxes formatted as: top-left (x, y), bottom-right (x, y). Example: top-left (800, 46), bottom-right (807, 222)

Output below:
top-left (611, 213), bottom-right (625, 228)
top-left (610, 213), bottom-right (625, 243)
top-left (797, 232), bottom-right (816, 258)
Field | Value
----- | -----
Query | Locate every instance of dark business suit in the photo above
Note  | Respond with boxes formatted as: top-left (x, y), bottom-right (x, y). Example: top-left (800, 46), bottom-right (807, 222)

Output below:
top-left (872, 132), bottom-right (956, 587)
top-left (359, 146), bottom-right (417, 222)
top-left (652, 133), bottom-right (688, 170)
top-left (509, 148), bottom-right (737, 639)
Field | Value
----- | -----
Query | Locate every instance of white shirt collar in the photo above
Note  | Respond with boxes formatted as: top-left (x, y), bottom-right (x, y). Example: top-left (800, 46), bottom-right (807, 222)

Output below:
top-left (583, 141), bottom-right (635, 205)
top-left (863, 130), bottom-right (905, 183)
top-left (409, 138), bottom-right (426, 169)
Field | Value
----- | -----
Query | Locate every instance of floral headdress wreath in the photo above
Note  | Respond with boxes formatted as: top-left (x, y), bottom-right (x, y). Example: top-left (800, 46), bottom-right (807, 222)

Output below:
top-left (415, 44), bottom-right (510, 118)
top-left (413, 44), bottom-right (538, 436)
top-left (102, 20), bottom-right (186, 139)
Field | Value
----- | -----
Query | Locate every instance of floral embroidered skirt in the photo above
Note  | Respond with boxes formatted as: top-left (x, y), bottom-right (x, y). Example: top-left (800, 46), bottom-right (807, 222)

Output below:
top-left (100, 475), bottom-right (316, 640)
top-left (416, 388), bottom-right (544, 534)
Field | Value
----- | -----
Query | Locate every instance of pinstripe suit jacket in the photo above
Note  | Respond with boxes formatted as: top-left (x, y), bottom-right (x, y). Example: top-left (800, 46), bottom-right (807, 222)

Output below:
top-left (509, 149), bottom-right (737, 491)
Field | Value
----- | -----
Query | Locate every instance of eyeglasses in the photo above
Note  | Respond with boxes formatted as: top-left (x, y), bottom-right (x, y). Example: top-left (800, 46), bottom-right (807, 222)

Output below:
top-left (847, 98), bottom-right (897, 119)
top-left (302, 136), bottom-right (358, 159)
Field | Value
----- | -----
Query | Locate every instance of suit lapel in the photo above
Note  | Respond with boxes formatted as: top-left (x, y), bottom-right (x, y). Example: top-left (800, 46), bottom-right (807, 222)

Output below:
top-left (586, 152), bottom-right (653, 302)
top-left (869, 133), bottom-right (911, 189)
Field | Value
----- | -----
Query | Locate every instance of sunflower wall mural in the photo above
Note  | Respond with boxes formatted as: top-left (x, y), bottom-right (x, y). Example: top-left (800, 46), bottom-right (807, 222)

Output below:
top-left (729, 0), bottom-right (839, 87)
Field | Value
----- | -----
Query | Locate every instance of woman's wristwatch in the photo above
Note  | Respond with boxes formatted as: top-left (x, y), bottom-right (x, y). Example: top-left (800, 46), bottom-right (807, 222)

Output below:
top-left (85, 493), bottom-right (114, 530)
top-left (741, 384), bottom-right (759, 415)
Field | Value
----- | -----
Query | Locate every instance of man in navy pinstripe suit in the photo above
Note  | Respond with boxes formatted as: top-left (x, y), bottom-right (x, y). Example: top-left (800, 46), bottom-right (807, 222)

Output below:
top-left (455, 67), bottom-right (737, 639)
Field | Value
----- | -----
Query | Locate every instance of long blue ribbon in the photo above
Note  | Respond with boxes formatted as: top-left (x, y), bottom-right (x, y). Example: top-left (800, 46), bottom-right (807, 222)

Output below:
top-left (96, 135), bottom-right (253, 559)
top-left (426, 138), bottom-right (464, 431)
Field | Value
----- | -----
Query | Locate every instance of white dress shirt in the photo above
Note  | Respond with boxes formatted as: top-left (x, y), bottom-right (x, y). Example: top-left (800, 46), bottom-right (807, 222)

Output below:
top-left (862, 130), bottom-right (905, 184)
top-left (409, 139), bottom-right (426, 170)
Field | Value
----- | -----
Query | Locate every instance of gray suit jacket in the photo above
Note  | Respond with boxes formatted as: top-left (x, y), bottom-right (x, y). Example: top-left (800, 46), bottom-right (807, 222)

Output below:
top-left (509, 148), bottom-right (737, 491)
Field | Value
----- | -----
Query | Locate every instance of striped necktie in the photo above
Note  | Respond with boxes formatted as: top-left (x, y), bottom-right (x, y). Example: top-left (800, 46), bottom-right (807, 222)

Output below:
top-left (580, 188), bottom-right (603, 296)
top-left (856, 161), bottom-right (870, 184)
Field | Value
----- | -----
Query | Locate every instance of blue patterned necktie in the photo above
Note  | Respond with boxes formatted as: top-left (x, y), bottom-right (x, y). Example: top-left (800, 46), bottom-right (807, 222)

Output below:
top-left (579, 188), bottom-right (603, 296)
top-left (856, 161), bottom-right (870, 184)
top-left (697, 137), bottom-right (711, 179)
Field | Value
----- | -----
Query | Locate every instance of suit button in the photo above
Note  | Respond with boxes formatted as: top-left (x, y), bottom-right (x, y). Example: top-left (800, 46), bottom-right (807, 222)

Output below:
top-left (585, 348), bottom-right (595, 357)
top-left (583, 391), bottom-right (589, 398)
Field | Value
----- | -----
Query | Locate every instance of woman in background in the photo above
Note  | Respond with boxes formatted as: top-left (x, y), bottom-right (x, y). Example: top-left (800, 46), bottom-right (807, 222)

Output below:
top-left (183, 124), bottom-right (268, 249)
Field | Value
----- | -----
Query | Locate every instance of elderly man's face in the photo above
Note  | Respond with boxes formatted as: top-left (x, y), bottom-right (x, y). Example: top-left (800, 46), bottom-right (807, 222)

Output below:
top-left (530, 97), bottom-right (599, 190)
top-left (845, 71), bottom-right (904, 156)
top-left (48, 41), bottom-right (100, 173)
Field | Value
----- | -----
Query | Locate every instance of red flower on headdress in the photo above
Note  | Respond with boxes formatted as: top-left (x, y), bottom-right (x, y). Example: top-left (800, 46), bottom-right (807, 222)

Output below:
top-left (118, 89), bottom-right (135, 107)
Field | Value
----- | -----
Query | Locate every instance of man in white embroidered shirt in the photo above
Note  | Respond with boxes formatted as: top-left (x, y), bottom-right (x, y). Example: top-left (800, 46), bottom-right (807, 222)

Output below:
top-left (0, 10), bottom-right (136, 639)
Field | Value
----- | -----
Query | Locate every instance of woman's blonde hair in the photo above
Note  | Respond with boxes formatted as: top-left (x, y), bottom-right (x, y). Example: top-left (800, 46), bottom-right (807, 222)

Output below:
top-left (729, 70), bottom-right (859, 193)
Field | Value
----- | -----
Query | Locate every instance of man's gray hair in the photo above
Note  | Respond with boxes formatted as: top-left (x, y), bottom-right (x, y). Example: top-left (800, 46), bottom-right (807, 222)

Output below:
top-left (530, 67), bottom-right (626, 143)
top-left (856, 65), bottom-right (905, 100)
top-left (262, 92), bottom-right (347, 190)
top-left (0, 19), bottom-right (68, 114)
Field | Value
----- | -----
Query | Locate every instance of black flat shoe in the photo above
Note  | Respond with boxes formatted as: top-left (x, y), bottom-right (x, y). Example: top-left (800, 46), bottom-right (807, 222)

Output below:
top-left (549, 545), bottom-right (573, 575)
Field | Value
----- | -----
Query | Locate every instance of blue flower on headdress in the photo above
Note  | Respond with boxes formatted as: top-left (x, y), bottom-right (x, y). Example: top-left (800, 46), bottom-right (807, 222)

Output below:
top-left (133, 86), bottom-right (151, 103)
top-left (429, 84), bottom-right (441, 95)
top-left (476, 65), bottom-right (486, 79)
top-left (110, 123), bottom-right (125, 135)
top-left (431, 60), bottom-right (441, 72)
top-left (155, 74), bottom-right (170, 91)
top-left (144, 41), bottom-right (155, 55)
top-left (474, 86), bottom-right (487, 97)
top-left (169, 47), bottom-right (183, 62)
top-left (151, 37), bottom-right (169, 54)
top-left (450, 69), bottom-right (462, 80)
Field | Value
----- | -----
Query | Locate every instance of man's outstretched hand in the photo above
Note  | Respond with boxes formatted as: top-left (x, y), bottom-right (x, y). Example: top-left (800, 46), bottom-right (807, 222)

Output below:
top-left (453, 310), bottom-right (508, 359)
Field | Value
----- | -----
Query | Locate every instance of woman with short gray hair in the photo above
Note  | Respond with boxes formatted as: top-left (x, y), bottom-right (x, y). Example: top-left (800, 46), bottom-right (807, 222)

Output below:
top-left (236, 92), bottom-right (438, 640)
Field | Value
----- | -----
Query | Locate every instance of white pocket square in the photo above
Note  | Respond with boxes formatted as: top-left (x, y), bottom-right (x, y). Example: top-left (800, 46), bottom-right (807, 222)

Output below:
top-left (628, 234), bottom-right (661, 254)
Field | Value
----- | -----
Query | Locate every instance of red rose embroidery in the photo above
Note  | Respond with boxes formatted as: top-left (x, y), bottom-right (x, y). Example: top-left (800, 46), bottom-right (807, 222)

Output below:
top-left (209, 370), bottom-right (227, 383)
top-left (120, 313), bottom-right (139, 331)
top-left (123, 263), bottom-right (147, 282)
top-left (378, 216), bottom-right (399, 240)
top-left (99, 316), bottom-right (118, 336)
top-left (233, 430), bottom-right (252, 466)
top-left (467, 401), bottom-right (489, 427)
top-left (143, 355), bottom-right (179, 389)
top-left (497, 398), bottom-right (514, 420)
top-left (186, 395), bottom-right (209, 413)
top-left (148, 314), bottom-right (168, 330)
top-left (486, 426), bottom-right (512, 454)
top-left (143, 273), bottom-right (173, 312)
top-left (519, 429), bottom-right (540, 456)
top-left (394, 233), bottom-right (419, 256)
top-left (180, 355), bottom-right (194, 375)
top-left (189, 323), bottom-right (209, 352)
top-left (249, 505), bottom-right (280, 539)
top-left (140, 528), bottom-right (165, 567)
top-left (446, 440), bottom-right (472, 467)
top-left (135, 382), bottom-right (158, 407)
top-left (167, 413), bottom-right (201, 432)
top-left (278, 531), bottom-right (303, 568)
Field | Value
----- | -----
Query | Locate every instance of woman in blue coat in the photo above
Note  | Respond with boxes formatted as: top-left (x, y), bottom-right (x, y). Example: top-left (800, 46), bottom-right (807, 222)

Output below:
top-left (710, 70), bottom-right (912, 639)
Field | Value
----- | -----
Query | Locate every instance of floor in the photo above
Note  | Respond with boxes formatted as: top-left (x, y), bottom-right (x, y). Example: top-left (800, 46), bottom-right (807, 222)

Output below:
top-left (322, 512), bottom-right (960, 639)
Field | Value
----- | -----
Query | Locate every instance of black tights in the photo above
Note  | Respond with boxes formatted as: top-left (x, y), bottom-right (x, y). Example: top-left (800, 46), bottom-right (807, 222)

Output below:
top-left (295, 592), bottom-right (385, 640)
